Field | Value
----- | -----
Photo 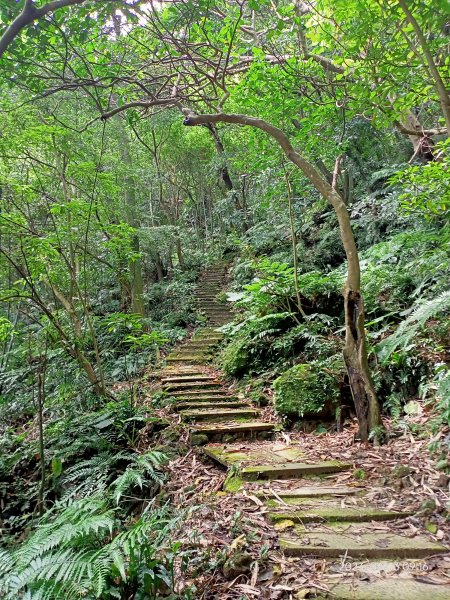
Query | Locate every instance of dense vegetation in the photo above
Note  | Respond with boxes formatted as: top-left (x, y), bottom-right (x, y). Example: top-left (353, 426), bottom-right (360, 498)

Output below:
top-left (0, 0), bottom-right (449, 598)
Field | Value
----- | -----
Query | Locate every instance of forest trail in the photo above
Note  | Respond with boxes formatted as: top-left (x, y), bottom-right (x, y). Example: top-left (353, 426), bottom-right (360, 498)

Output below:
top-left (159, 266), bottom-right (450, 600)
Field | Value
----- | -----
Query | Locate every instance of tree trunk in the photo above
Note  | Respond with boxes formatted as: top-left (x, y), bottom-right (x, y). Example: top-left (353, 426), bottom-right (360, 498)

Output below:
top-left (184, 111), bottom-right (381, 440)
top-left (116, 120), bottom-right (146, 316)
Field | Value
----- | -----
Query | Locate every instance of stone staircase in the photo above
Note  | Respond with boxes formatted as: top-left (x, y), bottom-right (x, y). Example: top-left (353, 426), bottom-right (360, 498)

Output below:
top-left (160, 265), bottom-right (450, 599)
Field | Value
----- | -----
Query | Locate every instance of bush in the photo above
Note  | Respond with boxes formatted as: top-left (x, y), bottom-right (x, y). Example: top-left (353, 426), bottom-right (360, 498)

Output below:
top-left (220, 337), bottom-right (250, 377)
top-left (273, 361), bottom-right (341, 418)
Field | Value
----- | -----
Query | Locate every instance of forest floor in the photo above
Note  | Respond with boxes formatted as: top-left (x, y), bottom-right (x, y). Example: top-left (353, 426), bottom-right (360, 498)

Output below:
top-left (142, 266), bottom-right (450, 599)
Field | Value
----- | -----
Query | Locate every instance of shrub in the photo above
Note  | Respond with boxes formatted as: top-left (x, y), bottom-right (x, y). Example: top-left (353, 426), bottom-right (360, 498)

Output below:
top-left (273, 361), bottom-right (341, 418)
top-left (220, 337), bottom-right (250, 377)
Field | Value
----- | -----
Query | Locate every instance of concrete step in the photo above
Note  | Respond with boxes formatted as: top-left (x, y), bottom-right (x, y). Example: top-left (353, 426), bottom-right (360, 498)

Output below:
top-left (181, 407), bottom-right (261, 422)
top-left (193, 331), bottom-right (224, 339)
top-left (319, 578), bottom-right (450, 599)
top-left (164, 381), bottom-right (222, 391)
top-left (175, 400), bottom-right (249, 412)
top-left (169, 390), bottom-right (234, 398)
top-left (280, 525), bottom-right (447, 559)
top-left (183, 343), bottom-right (219, 351)
top-left (269, 505), bottom-right (407, 524)
top-left (161, 375), bottom-right (219, 384)
top-left (255, 486), bottom-right (358, 500)
top-left (240, 460), bottom-right (351, 481)
top-left (166, 355), bottom-right (212, 363)
top-left (191, 421), bottom-right (276, 438)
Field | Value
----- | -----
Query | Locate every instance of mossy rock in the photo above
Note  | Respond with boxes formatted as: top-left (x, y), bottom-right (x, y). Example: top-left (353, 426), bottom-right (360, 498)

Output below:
top-left (273, 362), bottom-right (340, 418)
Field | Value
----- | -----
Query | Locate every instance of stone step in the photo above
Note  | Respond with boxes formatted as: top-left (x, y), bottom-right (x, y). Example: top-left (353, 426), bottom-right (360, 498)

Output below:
top-left (195, 294), bottom-right (220, 299)
top-left (240, 460), bottom-right (351, 480)
top-left (199, 305), bottom-right (229, 310)
top-left (166, 355), bottom-right (211, 363)
top-left (160, 368), bottom-right (206, 376)
top-left (280, 526), bottom-right (447, 559)
top-left (164, 381), bottom-right (222, 391)
top-left (169, 390), bottom-right (234, 398)
top-left (166, 351), bottom-right (211, 360)
top-left (180, 407), bottom-right (261, 422)
top-left (191, 421), bottom-right (276, 438)
top-left (182, 344), bottom-right (217, 352)
top-left (175, 400), bottom-right (249, 412)
top-left (204, 443), bottom-right (305, 468)
top-left (161, 375), bottom-right (219, 384)
top-left (255, 486), bottom-right (358, 499)
top-left (184, 338), bottom-right (220, 345)
top-left (193, 331), bottom-right (224, 339)
top-left (321, 579), bottom-right (450, 599)
top-left (269, 505), bottom-right (407, 523)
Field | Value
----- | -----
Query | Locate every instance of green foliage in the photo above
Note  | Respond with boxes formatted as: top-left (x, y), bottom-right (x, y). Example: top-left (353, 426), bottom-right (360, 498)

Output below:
top-left (390, 141), bottom-right (450, 217)
top-left (273, 361), bottom-right (342, 418)
top-left (377, 292), bottom-right (450, 362)
top-left (220, 312), bottom-right (294, 377)
top-left (0, 496), bottom-right (186, 600)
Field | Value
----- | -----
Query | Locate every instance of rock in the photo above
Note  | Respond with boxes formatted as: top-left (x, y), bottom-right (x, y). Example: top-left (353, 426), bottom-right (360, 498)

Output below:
top-left (222, 550), bottom-right (252, 578)
top-left (190, 433), bottom-right (209, 446)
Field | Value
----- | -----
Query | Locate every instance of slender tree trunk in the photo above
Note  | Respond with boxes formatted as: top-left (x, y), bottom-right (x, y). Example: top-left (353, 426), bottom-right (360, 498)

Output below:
top-left (184, 112), bottom-right (381, 440)
top-left (176, 237), bottom-right (184, 269)
top-left (284, 169), bottom-right (306, 318)
top-left (206, 123), bottom-right (248, 230)
top-left (36, 351), bottom-right (47, 517)
top-left (118, 127), bottom-right (146, 316)
top-left (111, 15), bottom-right (146, 317)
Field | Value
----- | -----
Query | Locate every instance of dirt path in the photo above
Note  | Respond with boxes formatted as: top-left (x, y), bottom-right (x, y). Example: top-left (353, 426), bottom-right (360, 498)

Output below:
top-left (157, 265), bottom-right (450, 599)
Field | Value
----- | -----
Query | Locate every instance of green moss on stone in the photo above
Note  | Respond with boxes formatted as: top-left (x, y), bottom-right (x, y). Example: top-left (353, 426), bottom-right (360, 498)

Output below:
top-left (224, 473), bottom-right (244, 492)
top-left (273, 362), bottom-right (340, 418)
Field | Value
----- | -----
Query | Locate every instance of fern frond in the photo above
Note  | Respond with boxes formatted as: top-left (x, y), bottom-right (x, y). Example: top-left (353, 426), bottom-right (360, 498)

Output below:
top-left (377, 290), bottom-right (450, 361)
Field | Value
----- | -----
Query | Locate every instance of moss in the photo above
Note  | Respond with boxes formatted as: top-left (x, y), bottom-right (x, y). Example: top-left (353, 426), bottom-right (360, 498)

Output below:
top-left (220, 338), bottom-right (249, 377)
top-left (273, 362), bottom-right (340, 418)
top-left (224, 473), bottom-right (244, 492)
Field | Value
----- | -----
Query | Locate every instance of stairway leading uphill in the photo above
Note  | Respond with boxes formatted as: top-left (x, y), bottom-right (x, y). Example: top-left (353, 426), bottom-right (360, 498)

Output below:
top-left (160, 264), bottom-right (450, 600)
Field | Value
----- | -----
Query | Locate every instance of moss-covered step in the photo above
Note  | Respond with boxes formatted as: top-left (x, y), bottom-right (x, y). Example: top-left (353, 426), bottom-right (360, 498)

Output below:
top-left (203, 443), bottom-right (305, 468)
top-left (161, 374), bottom-right (219, 383)
top-left (191, 421), bottom-right (276, 437)
top-left (182, 342), bottom-right (219, 349)
top-left (160, 367), bottom-right (206, 375)
top-left (166, 352), bottom-right (208, 364)
top-left (280, 528), bottom-right (447, 559)
top-left (255, 486), bottom-right (357, 499)
top-left (169, 390), bottom-right (234, 398)
top-left (318, 579), bottom-right (450, 599)
top-left (193, 331), bottom-right (224, 339)
top-left (164, 384), bottom-right (222, 393)
top-left (241, 460), bottom-right (351, 480)
top-left (175, 400), bottom-right (249, 412)
top-left (180, 407), bottom-right (261, 422)
top-left (270, 504), bottom-right (407, 523)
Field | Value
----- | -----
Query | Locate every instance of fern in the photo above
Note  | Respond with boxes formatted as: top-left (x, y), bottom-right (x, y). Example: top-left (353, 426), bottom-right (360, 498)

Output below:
top-left (111, 451), bottom-right (167, 505)
top-left (0, 495), bottom-right (183, 600)
top-left (377, 291), bottom-right (450, 361)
